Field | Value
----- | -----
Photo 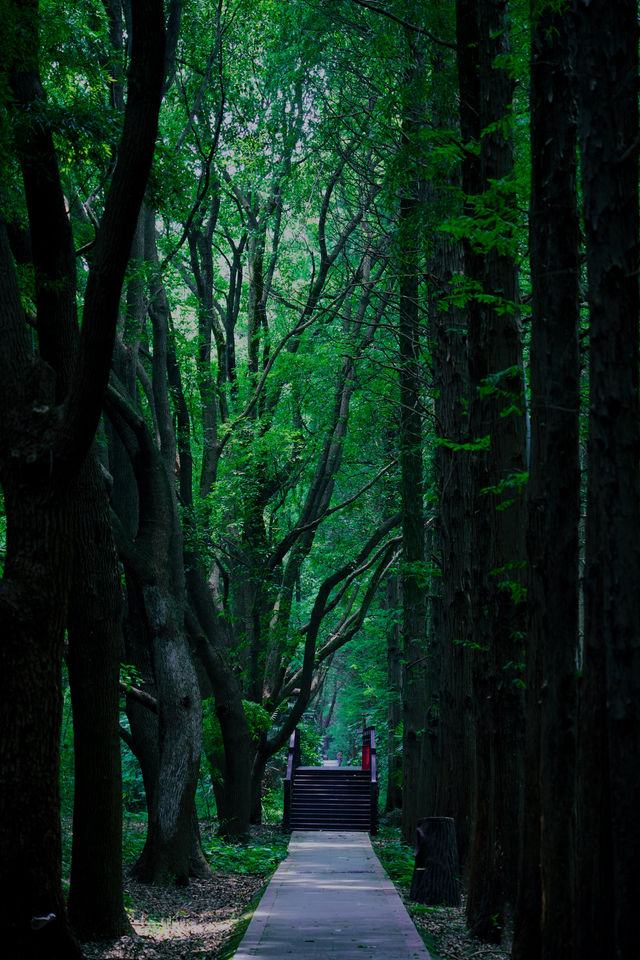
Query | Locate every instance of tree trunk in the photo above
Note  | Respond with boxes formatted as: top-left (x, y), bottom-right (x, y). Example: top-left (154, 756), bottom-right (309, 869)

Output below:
top-left (456, 0), bottom-right (527, 941)
top-left (398, 45), bottom-right (429, 846)
top-left (513, 4), bottom-right (580, 958)
top-left (131, 589), bottom-right (203, 885)
top-left (410, 817), bottom-right (461, 908)
top-left (67, 450), bottom-right (131, 939)
top-left (428, 166), bottom-right (474, 878)
top-left (385, 574), bottom-right (403, 813)
top-left (0, 474), bottom-right (82, 958)
top-left (250, 753), bottom-right (267, 824)
top-left (0, 0), bottom-right (164, 946)
top-left (186, 572), bottom-right (253, 837)
top-left (573, 4), bottom-right (640, 958)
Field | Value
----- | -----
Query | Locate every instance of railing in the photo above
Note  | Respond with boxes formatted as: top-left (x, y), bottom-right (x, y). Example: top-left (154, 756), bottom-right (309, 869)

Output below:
top-left (364, 726), bottom-right (379, 835)
top-left (283, 728), bottom-right (300, 830)
top-left (283, 725), bottom-right (378, 833)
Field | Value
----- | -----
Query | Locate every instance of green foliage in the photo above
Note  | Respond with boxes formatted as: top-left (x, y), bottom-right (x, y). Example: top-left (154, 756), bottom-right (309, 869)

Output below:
top-left (202, 698), bottom-right (271, 762)
top-left (202, 831), bottom-right (289, 875)
top-left (60, 662), bottom-right (75, 817)
top-left (122, 818), bottom-right (148, 863)
top-left (435, 435), bottom-right (491, 452)
top-left (373, 828), bottom-right (415, 887)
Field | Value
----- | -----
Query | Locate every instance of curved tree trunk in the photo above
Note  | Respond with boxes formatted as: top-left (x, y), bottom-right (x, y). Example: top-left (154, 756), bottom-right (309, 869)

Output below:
top-left (131, 589), bottom-right (203, 884)
top-left (186, 581), bottom-right (253, 837)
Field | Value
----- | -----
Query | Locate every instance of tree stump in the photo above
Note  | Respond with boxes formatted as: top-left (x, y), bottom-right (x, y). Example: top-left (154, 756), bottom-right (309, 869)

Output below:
top-left (410, 816), bottom-right (461, 907)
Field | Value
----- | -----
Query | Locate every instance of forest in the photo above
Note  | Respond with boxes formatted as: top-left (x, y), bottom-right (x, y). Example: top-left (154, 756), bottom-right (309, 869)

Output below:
top-left (0, 0), bottom-right (638, 957)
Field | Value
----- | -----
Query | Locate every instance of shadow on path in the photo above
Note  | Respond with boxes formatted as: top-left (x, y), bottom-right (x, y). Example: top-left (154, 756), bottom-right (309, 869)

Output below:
top-left (233, 830), bottom-right (430, 958)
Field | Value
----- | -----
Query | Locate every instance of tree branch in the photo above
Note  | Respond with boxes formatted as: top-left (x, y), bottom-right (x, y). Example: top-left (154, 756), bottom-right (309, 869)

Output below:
top-left (348, 0), bottom-right (456, 50)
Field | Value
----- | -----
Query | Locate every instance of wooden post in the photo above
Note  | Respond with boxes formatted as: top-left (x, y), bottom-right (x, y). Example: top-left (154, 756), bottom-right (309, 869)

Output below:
top-left (410, 816), bottom-right (461, 907)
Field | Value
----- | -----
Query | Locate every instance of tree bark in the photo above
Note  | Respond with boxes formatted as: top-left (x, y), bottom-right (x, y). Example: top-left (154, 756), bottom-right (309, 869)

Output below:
top-left (410, 817), bottom-right (461, 908)
top-left (398, 41), bottom-right (429, 847)
top-left (456, 0), bottom-right (527, 941)
top-left (67, 451), bottom-right (131, 939)
top-left (108, 380), bottom-right (206, 883)
top-left (573, 4), bottom-right (640, 958)
top-left (385, 574), bottom-right (403, 813)
top-left (0, 0), bottom-right (164, 949)
top-left (513, 5), bottom-right (580, 958)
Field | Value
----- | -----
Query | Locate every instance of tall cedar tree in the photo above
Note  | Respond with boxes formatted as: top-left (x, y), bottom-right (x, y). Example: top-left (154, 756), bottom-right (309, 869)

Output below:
top-left (425, 8), bottom-right (474, 872)
top-left (0, 0), bottom-right (165, 955)
top-left (398, 38), bottom-right (430, 845)
top-left (573, 2), bottom-right (640, 959)
top-left (513, 2), bottom-right (580, 957)
top-left (456, 0), bottom-right (527, 941)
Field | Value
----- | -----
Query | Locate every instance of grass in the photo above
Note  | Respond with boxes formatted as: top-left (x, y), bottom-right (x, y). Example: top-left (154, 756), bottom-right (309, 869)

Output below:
top-left (373, 826), bottom-right (415, 886)
top-left (201, 828), bottom-right (290, 875)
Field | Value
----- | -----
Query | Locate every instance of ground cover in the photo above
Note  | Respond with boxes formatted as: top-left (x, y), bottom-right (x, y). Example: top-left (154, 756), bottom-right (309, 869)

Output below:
top-left (66, 821), bottom-right (512, 959)
top-left (71, 822), bottom-right (289, 960)
top-left (372, 829), bottom-right (511, 960)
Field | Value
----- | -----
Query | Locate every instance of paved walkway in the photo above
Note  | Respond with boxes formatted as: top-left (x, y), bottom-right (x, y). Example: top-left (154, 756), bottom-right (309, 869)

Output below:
top-left (233, 830), bottom-right (431, 959)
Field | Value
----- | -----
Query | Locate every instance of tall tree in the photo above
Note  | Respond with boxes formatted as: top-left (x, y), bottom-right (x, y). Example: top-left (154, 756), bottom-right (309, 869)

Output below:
top-left (573, 2), bottom-right (640, 958)
top-left (0, 0), bottom-right (165, 953)
top-left (456, 0), bottom-right (527, 941)
top-left (397, 36), bottom-right (430, 844)
top-left (513, 3), bottom-right (580, 957)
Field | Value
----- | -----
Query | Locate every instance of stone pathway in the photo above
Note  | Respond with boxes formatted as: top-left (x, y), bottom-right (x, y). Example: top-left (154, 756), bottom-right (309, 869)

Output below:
top-left (233, 830), bottom-right (430, 959)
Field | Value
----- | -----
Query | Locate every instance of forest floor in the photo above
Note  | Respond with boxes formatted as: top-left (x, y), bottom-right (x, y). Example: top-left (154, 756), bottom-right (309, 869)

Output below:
top-left (74, 821), bottom-right (283, 960)
top-left (74, 823), bottom-right (512, 960)
top-left (372, 831), bottom-right (512, 960)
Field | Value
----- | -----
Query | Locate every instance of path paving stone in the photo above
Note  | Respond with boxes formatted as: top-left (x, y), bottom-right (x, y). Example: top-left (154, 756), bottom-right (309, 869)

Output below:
top-left (233, 830), bottom-right (431, 959)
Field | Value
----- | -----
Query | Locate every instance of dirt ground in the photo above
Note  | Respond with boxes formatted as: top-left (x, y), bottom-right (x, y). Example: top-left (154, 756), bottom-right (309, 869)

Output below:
top-left (78, 828), bottom-right (511, 960)
top-left (79, 869), bottom-right (266, 960)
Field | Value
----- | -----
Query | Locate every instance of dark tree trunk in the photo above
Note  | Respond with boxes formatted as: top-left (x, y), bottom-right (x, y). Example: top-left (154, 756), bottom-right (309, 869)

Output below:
top-left (0, 0), bottom-right (164, 949)
top-left (513, 5), bottom-right (580, 959)
top-left (573, 4), bottom-right (640, 959)
top-left (108, 386), bottom-right (206, 884)
top-left (422, 15), bottom-right (474, 877)
top-left (385, 574), bottom-right (403, 813)
top-left (398, 45), bottom-right (429, 847)
top-left (132, 590), bottom-right (203, 885)
top-left (67, 451), bottom-right (131, 939)
top-left (186, 575), bottom-right (253, 837)
top-left (410, 817), bottom-right (461, 908)
top-left (250, 753), bottom-right (267, 825)
top-left (431, 247), bottom-right (474, 873)
top-left (456, 0), bottom-right (527, 941)
top-left (429, 188), bottom-right (473, 877)
top-left (0, 458), bottom-right (81, 958)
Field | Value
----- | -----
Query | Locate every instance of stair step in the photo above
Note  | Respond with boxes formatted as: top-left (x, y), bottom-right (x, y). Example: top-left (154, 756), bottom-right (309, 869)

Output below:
top-left (285, 764), bottom-right (376, 832)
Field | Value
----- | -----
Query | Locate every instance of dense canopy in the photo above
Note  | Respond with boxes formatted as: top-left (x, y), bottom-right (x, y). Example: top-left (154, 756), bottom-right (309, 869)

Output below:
top-left (0, 1), bottom-right (638, 958)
